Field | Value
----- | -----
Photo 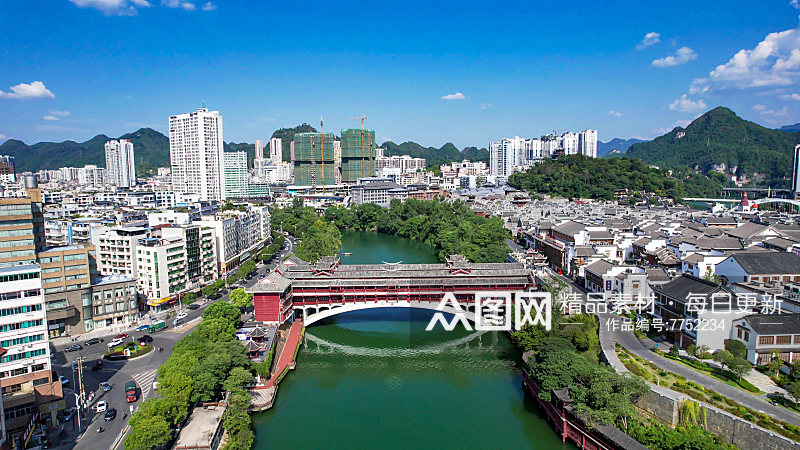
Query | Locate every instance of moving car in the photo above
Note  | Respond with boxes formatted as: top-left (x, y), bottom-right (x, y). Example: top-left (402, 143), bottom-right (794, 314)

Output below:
top-left (107, 338), bottom-right (125, 349)
top-left (135, 325), bottom-right (150, 331)
top-left (125, 381), bottom-right (137, 402)
top-left (172, 318), bottom-right (183, 326)
top-left (95, 400), bottom-right (108, 412)
top-left (176, 312), bottom-right (188, 320)
top-left (187, 303), bottom-right (200, 310)
top-left (148, 321), bottom-right (166, 333)
top-left (84, 338), bottom-right (103, 346)
top-left (59, 376), bottom-right (69, 385)
top-left (104, 408), bottom-right (117, 421)
top-left (100, 381), bottom-right (112, 391)
top-left (138, 335), bottom-right (153, 344)
top-left (65, 344), bottom-right (82, 352)
top-left (114, 334), bottom-right (129, 340)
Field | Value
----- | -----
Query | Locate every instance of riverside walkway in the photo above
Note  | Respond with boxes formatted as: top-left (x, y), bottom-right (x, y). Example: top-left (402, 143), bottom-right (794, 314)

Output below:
top-left (266, 320), bottom-right (303, 388)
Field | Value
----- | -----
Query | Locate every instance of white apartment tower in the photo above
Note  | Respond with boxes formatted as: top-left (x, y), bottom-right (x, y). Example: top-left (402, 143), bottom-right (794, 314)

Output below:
top-left (792, 145), bottom-right (800, 199)
top-left (104, 139), bottom-right (136, 187)
top-left (255, 140), bottom-right (264, 160)
top-left (489, 137), bottom-right (527, 178)
top-left (269, 138), bottom-right (282, 165)
top-left (578, 129), bottom-right (598, 158)
top-left (168, 108), bottom-right (226, 201)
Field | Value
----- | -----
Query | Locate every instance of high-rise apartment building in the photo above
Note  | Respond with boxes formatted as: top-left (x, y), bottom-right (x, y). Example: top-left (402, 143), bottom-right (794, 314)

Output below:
top-left (292, 132), bottom-right (336, 187)
top-left (489, 137), bottom-right (528, 178)
top-left (168, 108), bottom-right (226, 201)
top-left (136, 236), bottom-right (187, 306)
top-left (340, 128), bottom-right (376, 183)
top-left (269, 138), bottom-right (282, 165)
top-left (792, 145), bottom-right (800, 199)
top-left (104, 139), bottom-right (136, 188)
top-left (578, 129), bottom-right (598, 158)
top-left (223, 151), bottom-right (249, 198)
top-left (0, 196), bottom-right (46, 268)
top-left (0, 156), bottom-right (15, 183)
top-left (255, 140), bottom-right (264, 160)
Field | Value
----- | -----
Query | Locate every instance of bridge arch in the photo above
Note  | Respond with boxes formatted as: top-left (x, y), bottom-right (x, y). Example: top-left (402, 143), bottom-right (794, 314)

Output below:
top-left (297, 300), bottom-right (478, 326)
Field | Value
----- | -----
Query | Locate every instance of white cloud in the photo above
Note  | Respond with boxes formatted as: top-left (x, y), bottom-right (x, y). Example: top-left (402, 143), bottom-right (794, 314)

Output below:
top-left (180, 2), bottom-right (195, 10)
top-left (441, 92), bottom-right (466, 100)
top-left (480, 103), bottom-right (491, 110)
top-left (758, 105), bottom-right (789, 117)
top-left (652, 47), bottom-right (698, 67)
top-left (0, 134), bottom-right (6, 140)
top-left (608, 110), bottom-right (623, 117)
top-left (669, 94), bottom-right (707, 112)
top-left (636, 32), bottom-right (661, 49)
top-left (0, 81), bottom-right (55, 100)
top-left (201, 2), bottom-right (216, 11)
top-left (69, 0), bottom-right (151, 16)
top-left (753, 104), bottom-right (767, 111)
top-left (48, 110), bottom-right (71, 117)
top-left (780, 93), bottom-right (800, 100)
top-left (43, 115), bottom-right (60, 121)
top-left (792, 0), bottom-right (800, 10)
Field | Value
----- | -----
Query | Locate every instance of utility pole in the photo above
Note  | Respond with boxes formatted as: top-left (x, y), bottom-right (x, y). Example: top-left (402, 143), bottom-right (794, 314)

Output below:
top-left (76, 355), bottom-right (86, 422)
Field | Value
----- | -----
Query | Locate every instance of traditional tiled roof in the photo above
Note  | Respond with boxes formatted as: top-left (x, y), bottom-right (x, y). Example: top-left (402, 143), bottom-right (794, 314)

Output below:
top-left (742, 314), bottom-right (800, 335)
top-left (726, 252), bottom-right (800, 275)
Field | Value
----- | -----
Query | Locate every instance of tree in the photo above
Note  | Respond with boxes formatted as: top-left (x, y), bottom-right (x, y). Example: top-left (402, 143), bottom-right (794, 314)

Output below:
top-left (669, 344), bottom-right (680, 357)
top-left (724, 339), bottom-right (747, 360)
top-left (766, 351), bottom-right (782, 377)
top-left (229, 288), bottom-right (254, 310)
top-left (687, 344), bottom-right (697, 358)
top-left (202, 285), bottom-right (219, 298)
top-left (713, 350), bottom-right (734, 371)
top-left (181, 292), bottom-right (196, 304)
top-left (787, 381), bottom-right (800, 406)
top-left (696, 345), bottom-right (711, 359)
top-left (125, 413), bottom-right (171, 450)
top-left (727, 357), bottom-right (752, 380)
top-left (223, 366), bottom-right (253, 392)
top-left (295, 219), bottom-right (342, 263)
top-left (196, 318), bottom-right (237, 343)
top-left (203, 301), bottom-right (241, 325)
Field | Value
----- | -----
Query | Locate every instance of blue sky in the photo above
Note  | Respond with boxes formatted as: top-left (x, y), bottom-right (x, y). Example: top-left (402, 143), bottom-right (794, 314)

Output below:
top-left (3, 1), bottom-right (800, 149)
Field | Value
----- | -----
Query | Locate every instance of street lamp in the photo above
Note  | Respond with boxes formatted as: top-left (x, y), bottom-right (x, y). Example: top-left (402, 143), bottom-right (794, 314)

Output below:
top-left (72, 392), bottom-right (82, 430)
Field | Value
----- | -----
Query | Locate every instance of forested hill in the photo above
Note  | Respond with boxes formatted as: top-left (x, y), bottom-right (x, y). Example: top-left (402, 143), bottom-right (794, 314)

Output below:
top-left (508, 155), bottom-right (684, 200)
top-left (381, 141), bottom-right (489, 169)
top-left (0, 128), bottom-right (170, 175)
top-left (626, 107), bottom-right (800, 187)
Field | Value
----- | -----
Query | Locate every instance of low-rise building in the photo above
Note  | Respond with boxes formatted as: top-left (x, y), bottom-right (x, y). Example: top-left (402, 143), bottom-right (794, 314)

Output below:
top-left (731, 314), bottom-right (800, 364)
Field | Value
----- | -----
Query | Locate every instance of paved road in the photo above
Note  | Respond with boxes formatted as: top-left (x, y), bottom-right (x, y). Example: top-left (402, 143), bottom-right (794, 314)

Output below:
top-left (49, 233), bottom-right (297, 449)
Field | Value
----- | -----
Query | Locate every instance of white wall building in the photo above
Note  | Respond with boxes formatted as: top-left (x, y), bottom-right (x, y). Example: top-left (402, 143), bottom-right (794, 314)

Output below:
top-left (223, 151), bottom-right (249, 198)
top-left (104, 139), bottom-right (136, 188)
top-left (168, 108), bottom-right (226, 201)
top-left (489, 137), bottom-right (527, 178)
top-left (269, 138), bottom-right (282, 165)
top-left (91, 226), bottom-right (150, 279)
top-left (579, 129), bottom-right (598, 158)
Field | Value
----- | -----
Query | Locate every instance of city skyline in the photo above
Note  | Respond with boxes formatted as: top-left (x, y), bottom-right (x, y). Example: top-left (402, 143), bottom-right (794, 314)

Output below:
top-left (4, 1), bottom-right (800, 149)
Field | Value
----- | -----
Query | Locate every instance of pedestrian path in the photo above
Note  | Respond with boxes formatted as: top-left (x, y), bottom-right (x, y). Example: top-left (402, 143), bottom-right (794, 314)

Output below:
top-left (131, 369), bottom-right (158, 400)
top-left (266, 320), bottom-right (303, 388)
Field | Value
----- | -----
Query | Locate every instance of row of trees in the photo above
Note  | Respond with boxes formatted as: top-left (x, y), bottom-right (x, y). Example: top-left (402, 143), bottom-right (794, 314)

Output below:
top-left (508, 154), bottom-right (685, 200)
top-left (125, 301), bottom-right (254, 450)
top-left (259, 232), bottom-right (286, 262)
top-left (324, 199), bottom-right (511, 263)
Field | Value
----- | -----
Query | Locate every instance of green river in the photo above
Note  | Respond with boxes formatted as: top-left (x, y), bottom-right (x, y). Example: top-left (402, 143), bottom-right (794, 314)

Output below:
top-left (252, 230), bottom-right (568, 449)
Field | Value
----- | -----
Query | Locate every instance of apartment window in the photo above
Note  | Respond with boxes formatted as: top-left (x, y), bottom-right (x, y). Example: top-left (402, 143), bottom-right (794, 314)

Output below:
top-left (1, 304), bottom-right (42, 316)
top-left (38, 255), bottom-right (61, 263)
top-left (64, 264), bottom-right (86, 271)
top-left (2, 348), bottom-right (46, 362)
top-left (759, 336), bottom-right (775, 345)
top-left (82, 293), bottom-right (91, 306)
top-left (24, 289), bottom-right (40, 297)
top-left (30, 363), bottom-right (46, 372)
top-left (41, 267), bottom-right (62, 274)
top-left (63, 254), bottom-right (84, 262)
top-left (44, 287), bottom-right (64, 294)
top-left (2, 384), bottom-right (22, 396)
top-left (43, 276), bottom-right (62, 284)
top-left (4, 402), bottom-right (36, 421)
top-left (93, 306), bottom-right (102, 315)
top-left (0, 367), bottom-right (28, 378)
top-left (0, 249), bottom-right (36, 259)
top-left (32, 377), bottom-right (49, 387)
top-left (777, 335), bottom-right (792, 345)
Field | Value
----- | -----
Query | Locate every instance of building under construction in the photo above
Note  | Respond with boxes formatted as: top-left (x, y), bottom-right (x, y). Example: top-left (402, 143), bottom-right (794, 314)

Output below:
top-left (292, 132), bottom-right (336, 187)
top-left (340, 128), bottom-right (376, 183)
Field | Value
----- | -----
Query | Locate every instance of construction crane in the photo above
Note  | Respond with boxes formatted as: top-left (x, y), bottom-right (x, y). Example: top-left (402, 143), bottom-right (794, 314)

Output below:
top-left (320, 115), bottom-right (325, 190)
top-left (348, 115), bottom-right (368, 178)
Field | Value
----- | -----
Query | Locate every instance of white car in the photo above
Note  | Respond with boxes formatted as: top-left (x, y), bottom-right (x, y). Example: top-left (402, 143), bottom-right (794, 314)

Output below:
top-left (59, 376), bottom-right (69, 386)
top-left (107, 338), bottom-right (125, 349)
top-left (176, 312), bottom-right (188, 320)
top-left (95, 400), bottom-right (108, 412)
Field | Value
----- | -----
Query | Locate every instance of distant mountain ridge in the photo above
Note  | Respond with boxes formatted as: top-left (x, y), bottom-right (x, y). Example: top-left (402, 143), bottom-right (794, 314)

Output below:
top-left (597, 138), bottom-right (646, 157)
top-left (626, 106), bottom-right (799, 187)
top-left (778, 123), bottom-right (800, 132)
top-left (381, 141), bottom-right (489, 168)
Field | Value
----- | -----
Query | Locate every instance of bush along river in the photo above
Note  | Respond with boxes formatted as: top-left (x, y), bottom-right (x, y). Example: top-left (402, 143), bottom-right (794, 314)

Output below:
top-left (252, 230), bottom-right (570, 449)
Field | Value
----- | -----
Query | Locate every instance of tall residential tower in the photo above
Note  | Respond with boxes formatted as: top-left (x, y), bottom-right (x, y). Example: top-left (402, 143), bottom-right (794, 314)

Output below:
top-left (104, 139), bottom-right (136, 187)
top-left (168, 108), bottom-right (226, 201)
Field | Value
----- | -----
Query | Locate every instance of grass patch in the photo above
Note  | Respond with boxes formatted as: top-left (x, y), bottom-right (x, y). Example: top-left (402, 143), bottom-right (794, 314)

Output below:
top-left (660, 352), bottom-right (762, 395)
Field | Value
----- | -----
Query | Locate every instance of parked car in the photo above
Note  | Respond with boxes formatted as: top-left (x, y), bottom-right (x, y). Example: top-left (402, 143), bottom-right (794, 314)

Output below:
top-left (104, 408), bottom-right (117, 421)
top-left (65, 344), bottom-right (82, 352)
top-left (187, 303), bottom-right (200, 310)
top-left (176, 312), bottom-right (188, 320)
top-left (135, 325), bottom-right (150, 332)
top-left (114, 334), bottom-right (129, 340)
top-left (99, 381), bottom-right (112, 391)
top-left (138, 335), bottom-right (153, 343)
top-left (95, 400), bottom-right (108, 412)
top-left (84, 338), bottom-right (103, 346)
top-left (59, 376), bottom-right (69, 386)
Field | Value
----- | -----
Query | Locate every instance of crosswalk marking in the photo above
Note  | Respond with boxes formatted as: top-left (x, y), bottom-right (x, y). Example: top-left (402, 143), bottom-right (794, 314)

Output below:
top-left (131, 369), bottom-right (157, 400)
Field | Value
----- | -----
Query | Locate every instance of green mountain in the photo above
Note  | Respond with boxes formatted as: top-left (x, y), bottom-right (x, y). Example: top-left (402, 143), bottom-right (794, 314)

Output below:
top-left (381, 141), bottom-right (488, 169)
top-left (626, 107), bottom-right (799, 187)
top-left (270, 123), bottom-right (317, 163)
top-left (778, 123), bottom-right (800, 132)
top-left (0, 128), bottom-right (170, 176)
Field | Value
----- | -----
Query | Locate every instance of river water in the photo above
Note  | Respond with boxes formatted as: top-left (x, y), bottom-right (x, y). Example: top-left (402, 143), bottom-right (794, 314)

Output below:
top-left (252, 230), bottom-right (568, 449)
